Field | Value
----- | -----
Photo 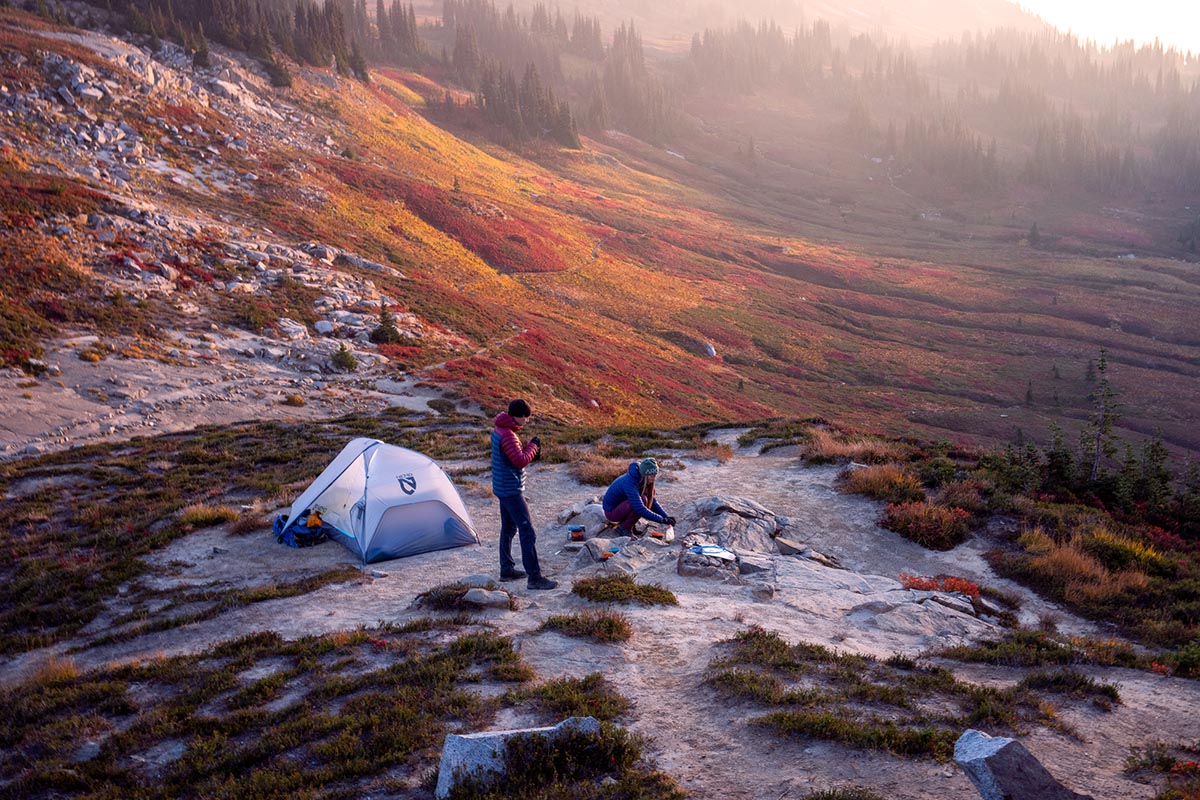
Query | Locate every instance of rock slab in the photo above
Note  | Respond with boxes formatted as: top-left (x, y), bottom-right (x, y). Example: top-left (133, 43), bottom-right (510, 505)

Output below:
top-left (954, 729), bottom-right (1094, 800)
top-left (678, 496), bottom-right (783, 554)
top-left (436, 716), bottom-right (601, 798)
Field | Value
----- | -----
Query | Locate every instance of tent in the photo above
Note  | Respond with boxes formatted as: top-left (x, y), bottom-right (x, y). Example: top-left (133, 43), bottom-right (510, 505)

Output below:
top-left (283, 438), bottom-right (479, 563)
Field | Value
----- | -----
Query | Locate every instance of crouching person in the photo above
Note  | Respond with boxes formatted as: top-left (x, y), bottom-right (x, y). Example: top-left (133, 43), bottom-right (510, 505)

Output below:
top-left (492, 398), bottom-right (557, 590)
top-left (602, 457), bottom-right (676, 536)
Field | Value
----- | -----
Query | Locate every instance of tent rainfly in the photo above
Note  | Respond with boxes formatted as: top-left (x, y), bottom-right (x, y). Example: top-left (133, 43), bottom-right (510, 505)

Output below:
top-left (285, 438), bottom-right (479, 563)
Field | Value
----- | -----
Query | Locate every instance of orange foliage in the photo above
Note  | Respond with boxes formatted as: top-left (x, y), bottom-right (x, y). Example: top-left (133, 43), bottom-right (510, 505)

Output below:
top-left (899, 572), bottom-right (980, 599)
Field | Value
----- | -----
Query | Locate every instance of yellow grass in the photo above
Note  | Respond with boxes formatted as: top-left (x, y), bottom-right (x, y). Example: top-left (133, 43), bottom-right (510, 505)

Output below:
top-left (1086, 527), bottom-right (1166, 570)
top-left (178, 504), bottom-right (241, 530)
top-left (31, 655), bottom-right (79, 684)
top-left (1023, 530), bottom-right (1152, 604)
top-left (570, 454), bottom-right (630, 487)
top-left (1034, 544), bottom-right (1108, 585)
top-left (1017, 527), bottom-right (1055, 554)
top-left (805, 429), bottom-right (909, 463)
top-left (1065, 569), bottom-right (1150, 604)
top-left (840, 463), bottom-right (925, 502)
top-left (690, 441), bottom-right (734, 463)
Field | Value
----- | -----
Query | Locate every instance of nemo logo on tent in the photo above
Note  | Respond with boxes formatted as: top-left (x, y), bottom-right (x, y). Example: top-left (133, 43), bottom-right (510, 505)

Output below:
top-left (397, 474), bottom-right (417, 495)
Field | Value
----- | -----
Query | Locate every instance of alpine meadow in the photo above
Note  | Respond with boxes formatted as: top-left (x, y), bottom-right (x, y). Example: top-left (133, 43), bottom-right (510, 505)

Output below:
top-left (2, 0), bottom-right (1200, 798)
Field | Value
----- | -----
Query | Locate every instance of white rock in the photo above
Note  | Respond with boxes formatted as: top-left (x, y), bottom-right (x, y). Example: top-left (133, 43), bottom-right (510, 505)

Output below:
top-left (276, 319), bottom-right (309, 340)
top-left (461, 588), bottom-right (512, 608)
top-left (436, 718), bottom-right (601, 799)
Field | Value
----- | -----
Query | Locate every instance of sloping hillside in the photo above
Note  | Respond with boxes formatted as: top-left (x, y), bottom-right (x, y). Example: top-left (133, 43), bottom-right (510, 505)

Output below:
top-left (3, 7), bottom-right (1200, 464)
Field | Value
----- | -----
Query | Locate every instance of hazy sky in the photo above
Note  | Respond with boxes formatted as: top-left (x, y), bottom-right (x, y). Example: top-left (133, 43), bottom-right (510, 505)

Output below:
top-left (1019, 1), bottom-right (1200, 54)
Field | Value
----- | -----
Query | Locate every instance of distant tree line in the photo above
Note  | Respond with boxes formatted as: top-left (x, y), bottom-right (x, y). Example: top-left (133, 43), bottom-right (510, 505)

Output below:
top-left (681, 19), bottom-right (1200, 196)
top-left (442, 1), bottom-right (676, 142)
top-left (460, 61), bottom-right (580, 148)
top-left (333, 0), bottom-right (422, 66)
top-left (85, 0), bottom-right (359, 84)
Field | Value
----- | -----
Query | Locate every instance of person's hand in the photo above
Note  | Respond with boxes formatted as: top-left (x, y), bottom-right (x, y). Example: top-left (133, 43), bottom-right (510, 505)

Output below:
top-left (664, 515), bottom-right (677, 526)
top-left (531, 435), bottom-right (541, 447)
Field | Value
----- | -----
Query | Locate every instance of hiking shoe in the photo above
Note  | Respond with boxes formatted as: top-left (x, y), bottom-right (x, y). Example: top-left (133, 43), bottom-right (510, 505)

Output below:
top-left (500, 568), bottom-right (526, 581)
top-left (527, 576), bottom-right (558, 590)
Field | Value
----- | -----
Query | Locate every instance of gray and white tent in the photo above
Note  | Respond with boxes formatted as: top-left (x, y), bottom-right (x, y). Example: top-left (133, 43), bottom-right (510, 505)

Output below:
top-left (286, 438), bottom-right (479, 563)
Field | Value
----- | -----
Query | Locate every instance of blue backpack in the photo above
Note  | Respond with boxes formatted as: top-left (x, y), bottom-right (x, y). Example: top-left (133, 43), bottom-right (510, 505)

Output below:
top-left (273, 512), bottom-right (329, 548)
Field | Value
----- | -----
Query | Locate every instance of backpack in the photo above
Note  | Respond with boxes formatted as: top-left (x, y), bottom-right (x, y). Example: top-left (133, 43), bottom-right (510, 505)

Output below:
top-left (273, 511), bottom-right (329, 548)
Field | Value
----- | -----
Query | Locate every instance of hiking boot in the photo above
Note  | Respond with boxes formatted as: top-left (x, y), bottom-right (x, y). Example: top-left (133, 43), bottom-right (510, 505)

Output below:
top-left (527, 576), bottom-right (558, 590)
top-left (499, 568), bottom-right (526, 581)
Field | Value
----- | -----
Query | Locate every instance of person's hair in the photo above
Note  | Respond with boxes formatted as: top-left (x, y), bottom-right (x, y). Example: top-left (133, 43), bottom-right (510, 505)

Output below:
top-left (507, 398), bottom-right (531, 417)
top-left (639, 475), bottom-right (656, 508)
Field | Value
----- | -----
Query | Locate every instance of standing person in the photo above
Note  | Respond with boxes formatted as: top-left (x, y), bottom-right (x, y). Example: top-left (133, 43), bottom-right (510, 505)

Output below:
top-left (491, 399), bottom-right (557, 590)
top-left (602, 457), bottom-right (676, 536)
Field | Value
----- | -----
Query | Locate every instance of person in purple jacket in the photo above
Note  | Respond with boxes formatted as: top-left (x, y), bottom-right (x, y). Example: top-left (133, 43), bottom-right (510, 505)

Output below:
top-left (602, 457), bottom-right (677, 536)
top-left (491, 398), bottom-right (557, 590)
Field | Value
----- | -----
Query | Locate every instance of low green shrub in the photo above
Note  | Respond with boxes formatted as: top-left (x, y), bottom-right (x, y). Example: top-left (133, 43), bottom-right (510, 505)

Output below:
top-left (940, 629), bottom-right (1143, 669)
top-left (541, 609), bottom-right (633, 643)
top-left (756, 710), bottom-right (957, 760)
top-left (446, 721), bottom-right (684, 800)
top-left (571, 575), bottom-right (678, 606)
top-left (803, 790), bottom-right (888, 800)
top-left (415, 582), bottom-right (477, 611)
top-left (1017, 668), bottom-right (1121, 709)
top-left (1168, 637), bottom-right (1200, 679)
top-left (513, 673), bottom-right (632, 722)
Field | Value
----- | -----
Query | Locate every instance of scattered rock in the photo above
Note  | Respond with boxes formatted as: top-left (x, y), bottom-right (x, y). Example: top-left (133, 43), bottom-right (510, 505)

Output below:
top-left (305, 243), bottom-right (338, 263)
top-left (71, 741), bottom-right (102, 763)
top-left (954, 729), bottom-right (1094, 800)
top-left (799, 547), bottom-right (845, 570)
top-left (436, 717), bottom-right (601, 799)
top-left (276, 319), bottom-right (309, 340)
top-left (556, 497), bottom-right (599, 525)
top-left (775, 536), bottom-right (805, 555)
top-left (461, 588), bottom-right (511, 608)
top-left (735, 551), bottom-right (774, 576)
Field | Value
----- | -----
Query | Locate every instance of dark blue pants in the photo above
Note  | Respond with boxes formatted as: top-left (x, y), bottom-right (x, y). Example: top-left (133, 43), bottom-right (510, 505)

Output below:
top-left (498, 493), bottom-right (541, 578)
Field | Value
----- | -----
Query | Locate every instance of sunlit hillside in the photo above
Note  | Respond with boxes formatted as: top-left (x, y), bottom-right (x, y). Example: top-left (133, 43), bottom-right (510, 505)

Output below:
top-left (3, 2), bottom-right (1200, 462)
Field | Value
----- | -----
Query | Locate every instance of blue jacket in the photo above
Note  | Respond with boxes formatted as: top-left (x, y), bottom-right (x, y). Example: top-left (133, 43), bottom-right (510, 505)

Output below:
top-left (491, 412), bottom-right (538, 498)
top-left (602, 462), bottom-right (668, 524)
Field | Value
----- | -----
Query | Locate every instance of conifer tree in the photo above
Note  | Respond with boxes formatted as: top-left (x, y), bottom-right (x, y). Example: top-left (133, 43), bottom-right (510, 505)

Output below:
top-left (369, 301), bottom-right (403, 344)
top-left (1081, 349), bottom-right (1120, 484)
top-left (193, 22), bottom-right (211, 68)
top-left (349, 38), bottom-right (369, 81)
